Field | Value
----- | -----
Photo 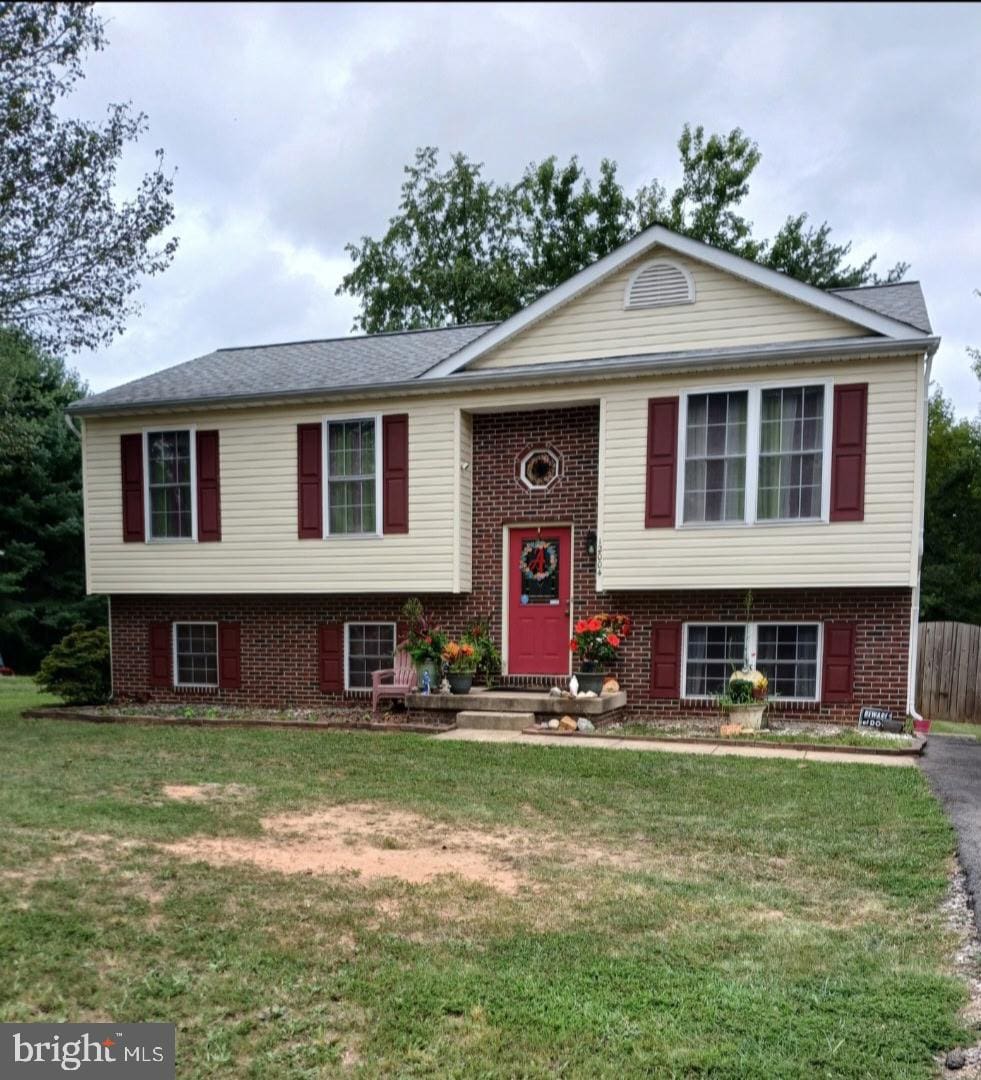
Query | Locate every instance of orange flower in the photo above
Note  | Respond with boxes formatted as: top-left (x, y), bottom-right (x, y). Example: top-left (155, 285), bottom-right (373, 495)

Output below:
top-left (606, 633), bottom-right (620, 648)
top-left (586, 617), bottom-right (602, 632)
top-left (574, 619), bottom-right (588, 634)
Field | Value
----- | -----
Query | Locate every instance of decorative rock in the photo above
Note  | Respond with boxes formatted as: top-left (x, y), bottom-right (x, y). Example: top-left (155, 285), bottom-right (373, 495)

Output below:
top-left (601, 678), bottom-right (620, 695)
top-left (568, 675), bottom-right (579, 697)
top-left (577, 717), bottom-right (595, 732)
top-left (548, 686), bottom-right (563, 697)
top-left (719, 723), bottom-right (743, 737)
top-left (583, 690), bottom-right (598, 698)
top-left (547, 718), bottom-right (560, 729)
top-left (946, 1049), bottom-right (967, 1070)
top-left (558, 715), bottom-right (577, 731)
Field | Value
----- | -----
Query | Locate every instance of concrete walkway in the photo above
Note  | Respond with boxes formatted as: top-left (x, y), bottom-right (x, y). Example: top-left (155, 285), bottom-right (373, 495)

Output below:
top-left (434, 727), bottom-right (916, 767)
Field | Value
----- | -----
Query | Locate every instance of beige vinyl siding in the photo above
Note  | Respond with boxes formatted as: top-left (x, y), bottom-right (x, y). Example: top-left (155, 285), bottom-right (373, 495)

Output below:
top-left (82, 353), bottom-right (922, 596)
top-left (84, 400), bottom-right (460, 594)
top-left (598, 355), bottom-right (922, 590)
top-left (471, 248), bottom-right (867, 370)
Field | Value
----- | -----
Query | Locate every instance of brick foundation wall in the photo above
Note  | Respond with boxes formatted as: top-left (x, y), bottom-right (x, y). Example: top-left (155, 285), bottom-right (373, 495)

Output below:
top-left (109, 587), bottom-right (912, 725)
top-left (107, 403), bottom-right (914, 725)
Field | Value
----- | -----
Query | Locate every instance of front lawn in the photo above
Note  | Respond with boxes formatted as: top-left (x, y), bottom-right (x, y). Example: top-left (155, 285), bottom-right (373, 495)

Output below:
top-left (0, 680), bottom-right (971, 1077)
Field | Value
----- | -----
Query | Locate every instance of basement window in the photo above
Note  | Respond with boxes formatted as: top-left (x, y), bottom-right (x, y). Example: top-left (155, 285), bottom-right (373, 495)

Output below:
top-left (173, 622), bottom-right (218, 688)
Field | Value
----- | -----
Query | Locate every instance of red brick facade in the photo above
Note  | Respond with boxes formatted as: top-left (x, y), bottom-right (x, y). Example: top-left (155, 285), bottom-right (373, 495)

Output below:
top-left (107, 404), bottom-right (914, 725)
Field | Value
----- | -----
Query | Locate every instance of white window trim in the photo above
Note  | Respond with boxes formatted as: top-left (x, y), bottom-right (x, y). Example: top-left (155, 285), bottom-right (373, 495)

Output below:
top-left (681, 620), bottom-right (823, 703)
top-left (676, 378), bottom-right (833, 529)
top-left (322, 413), bottom-right (383, 539)
top-left (343, 621), bottom-right (397, 693)
top-left (172, 620), bottom-right (219, 689)
top-left (143, 426), bottom-right (198, 543)
top-left (518, 447), bottom-right (561, 492)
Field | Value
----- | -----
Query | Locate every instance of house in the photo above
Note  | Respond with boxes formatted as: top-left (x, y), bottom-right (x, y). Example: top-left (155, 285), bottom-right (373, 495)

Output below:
top-left (68, 225), bottom-right (937, 724)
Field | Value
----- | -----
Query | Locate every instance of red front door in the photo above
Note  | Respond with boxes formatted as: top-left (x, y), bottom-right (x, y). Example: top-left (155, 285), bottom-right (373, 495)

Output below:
top-left (508, 526), bottom-right (572, 676)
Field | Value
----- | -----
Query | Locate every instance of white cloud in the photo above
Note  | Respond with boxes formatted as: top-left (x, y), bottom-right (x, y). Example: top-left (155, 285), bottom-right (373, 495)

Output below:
top-left (64, 1), bottom-right (981, 414)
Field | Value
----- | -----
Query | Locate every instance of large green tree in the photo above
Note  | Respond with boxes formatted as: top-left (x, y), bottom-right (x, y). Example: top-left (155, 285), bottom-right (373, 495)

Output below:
top-left (339, 126), bottom-right (907, 333)
top-left (0, 330), bottom-right (103, 671)
top-left (0, 2), bottom-right (177, 354)
top-left (920, 389), bottom-right (981, 624)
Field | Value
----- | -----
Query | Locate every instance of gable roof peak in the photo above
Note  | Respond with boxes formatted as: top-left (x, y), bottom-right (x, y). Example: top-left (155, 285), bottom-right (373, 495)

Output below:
top-left (422, 223), bottom-right (929, 380)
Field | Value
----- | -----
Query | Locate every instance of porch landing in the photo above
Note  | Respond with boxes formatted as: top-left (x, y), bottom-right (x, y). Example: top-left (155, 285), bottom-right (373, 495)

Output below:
top-left (406, 688), bottom-right (627, 721)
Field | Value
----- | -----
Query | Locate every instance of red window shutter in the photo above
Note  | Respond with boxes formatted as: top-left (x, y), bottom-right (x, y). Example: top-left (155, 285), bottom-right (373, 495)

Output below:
top-left (120, 433), bottom-right (145, 542)
top-left (196, 430), bottom-right (222, 542)
top-left (645, 397), bottom-right (678, 528)
top-left (148, 622), bottom-right (171, 687)
top-left (318, 623), bottom-right (344, 692)
top-left (382, 414), bottom-right (409, 534)
top-left (821, 622), bottom-right (856, 704)
top-left (218, 622), bottom-right (241, 689)
top-left (297, 423), bottom-right (323, 539)
top-left (830, 383), bottom-right (868, 522)
top-left (650, 621), bottom-right (682, 699)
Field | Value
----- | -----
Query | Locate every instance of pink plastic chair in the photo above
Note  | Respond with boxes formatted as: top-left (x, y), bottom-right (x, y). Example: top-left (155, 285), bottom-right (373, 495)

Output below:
top-left (371, 651), bottom-right (417, 715)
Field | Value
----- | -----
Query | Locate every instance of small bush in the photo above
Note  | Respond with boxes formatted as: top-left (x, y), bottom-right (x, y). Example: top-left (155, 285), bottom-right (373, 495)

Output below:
top-left (36, 625), bottom-right (110, 705)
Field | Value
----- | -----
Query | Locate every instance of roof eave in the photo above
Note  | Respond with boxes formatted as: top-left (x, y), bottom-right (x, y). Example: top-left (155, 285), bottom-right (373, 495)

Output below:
top-left (66, 334), bottom-right (939, 419)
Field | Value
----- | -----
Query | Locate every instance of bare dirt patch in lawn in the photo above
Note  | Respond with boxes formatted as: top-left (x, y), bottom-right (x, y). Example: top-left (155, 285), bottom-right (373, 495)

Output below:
top-left (162, 783), bottom-right (253, 802)
top-left (162, 803), bottom-right (527, 893)
top-left (159, 802), bottom-right (685, 895)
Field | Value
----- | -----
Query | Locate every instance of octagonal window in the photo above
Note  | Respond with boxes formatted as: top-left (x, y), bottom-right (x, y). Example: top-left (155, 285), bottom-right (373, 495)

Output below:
top-left (519, 448), bottom-right (560, 491)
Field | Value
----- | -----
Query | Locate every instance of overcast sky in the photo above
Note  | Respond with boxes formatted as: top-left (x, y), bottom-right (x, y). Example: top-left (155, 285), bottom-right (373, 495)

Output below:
top-left (70, 2), bottom-right (980, 413)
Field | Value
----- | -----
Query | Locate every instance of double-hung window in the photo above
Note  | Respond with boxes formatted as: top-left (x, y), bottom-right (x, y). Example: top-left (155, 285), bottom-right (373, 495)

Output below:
top-left (345, 623), bottom-right (396, 690)
top-left (757, 386), bottom-right (825, 520)
top-left (326, 418), bottom-right (380, 535)
top-left (683, 391), bottom-right (747, 523)
top-left (146, 429), bottom-right (195, 539)
top-left (173, 622), bottom-right (218, 687)
top-left (679, 383), bottom-right (829, 525)
top-left (683, 622), bottom-right (821, 701)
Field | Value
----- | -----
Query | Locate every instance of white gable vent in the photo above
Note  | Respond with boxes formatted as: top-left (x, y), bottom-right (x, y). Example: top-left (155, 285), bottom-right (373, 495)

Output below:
top-left (624, 259), bottom-right (695, 310)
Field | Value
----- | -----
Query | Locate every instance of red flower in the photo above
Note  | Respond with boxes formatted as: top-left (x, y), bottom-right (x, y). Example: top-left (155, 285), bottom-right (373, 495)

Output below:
top-left (606, 633), bottom-right (620, 648)
top-left (569, 640), bottom-right (579, 652)
top-left (586, 617), bottom-right (602, 632)
top-left (574, 619), bottom-right (588, 634)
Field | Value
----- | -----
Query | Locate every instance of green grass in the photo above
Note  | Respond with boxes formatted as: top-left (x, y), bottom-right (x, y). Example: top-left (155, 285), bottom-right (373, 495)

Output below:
top-left (931, 719), bottom-right (981, 740)
top-left (0, 679), bottom-right (971, 1077)
top-left (614, 721), bottom-right (913, 750)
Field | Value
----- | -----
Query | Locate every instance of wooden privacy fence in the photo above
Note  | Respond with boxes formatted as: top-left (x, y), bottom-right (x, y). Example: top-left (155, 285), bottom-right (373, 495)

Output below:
top-left (916, 621), bottom-right (981, 724)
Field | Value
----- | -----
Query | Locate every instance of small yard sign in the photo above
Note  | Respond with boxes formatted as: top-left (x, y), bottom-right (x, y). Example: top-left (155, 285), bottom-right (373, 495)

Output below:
top-left (858, 707), bottom-right (904, 733)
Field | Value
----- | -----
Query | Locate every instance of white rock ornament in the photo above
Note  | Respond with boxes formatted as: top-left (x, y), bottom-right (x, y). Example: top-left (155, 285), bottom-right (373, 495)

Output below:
top-left (568, 675), bottom-right (579, 697)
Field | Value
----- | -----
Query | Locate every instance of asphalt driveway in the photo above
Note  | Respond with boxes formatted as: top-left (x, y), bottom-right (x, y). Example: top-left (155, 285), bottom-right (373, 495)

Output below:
top-left (920, 735), bottom-right (981, 932)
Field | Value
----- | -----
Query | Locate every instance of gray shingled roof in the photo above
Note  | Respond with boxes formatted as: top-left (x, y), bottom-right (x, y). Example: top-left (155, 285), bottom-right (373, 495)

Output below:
top-left (831, 281), bottom-right (931, 333)
top-left (71, 323), bottom-right (495, 413)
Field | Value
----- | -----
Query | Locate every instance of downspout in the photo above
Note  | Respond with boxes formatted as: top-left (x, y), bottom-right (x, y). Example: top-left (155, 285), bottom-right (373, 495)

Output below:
top-left (65, 412), bottom-right (82, 439)
top-left (907, 349), bottom-right (934, 720)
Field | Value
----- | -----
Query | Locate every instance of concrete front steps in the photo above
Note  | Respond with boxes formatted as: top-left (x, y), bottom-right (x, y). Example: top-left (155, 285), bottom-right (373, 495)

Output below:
top-left (406, 687), bottom-right (627, 728)
top-left (455, 711), bottom-right (536, 731)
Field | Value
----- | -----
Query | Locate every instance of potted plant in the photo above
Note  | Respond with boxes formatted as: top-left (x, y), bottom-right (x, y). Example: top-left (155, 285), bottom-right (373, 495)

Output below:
top-left (719, 668), bottom-right (768, 731)
top-left (569, 613), bottom-right (631, 694)
top-left (464, 617), bottom-right (502, 688)
top-left (442, 640), bottom-right (477, 694)
top-left (399, 598), bottom-right (448, 689)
